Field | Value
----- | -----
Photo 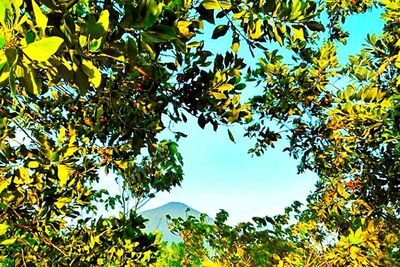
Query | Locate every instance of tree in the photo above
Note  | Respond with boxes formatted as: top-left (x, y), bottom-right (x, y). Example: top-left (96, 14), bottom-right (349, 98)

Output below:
top-left (0, 0), bottom-right (326, 265)
top-left (168, 0), bottom-right (400, 266)
top-left (1, 0), bottom-right (398, 266)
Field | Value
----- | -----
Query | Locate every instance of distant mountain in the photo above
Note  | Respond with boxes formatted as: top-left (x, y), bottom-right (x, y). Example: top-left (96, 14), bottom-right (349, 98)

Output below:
top-left (140, 202), bottom-right (212, 243)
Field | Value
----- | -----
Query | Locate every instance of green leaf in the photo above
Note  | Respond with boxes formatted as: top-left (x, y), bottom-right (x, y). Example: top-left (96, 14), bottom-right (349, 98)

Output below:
top-left (25, 31), bottom-right (36, 44)
top-left (0, 36), bottom-right (5, 49)
top-left (25, 68), bottom-right (41, 95)
top-left (198, 114), bottom-right (207, 129)
top-left (147, 25), bottom-right (176, 41)
top-left (87, 11), bottom-right (109, 38)
top-left (0, 1), bottom-right (11, 25)
top-left (227, 129), bottom-right (235, 143)
top-left (305, 21), bottom-right (325, 32)
top-left (89, 38), bottom-right (102, 52)
top-left (127, 37), bottom-right (138, 63)
top-left (196, 4), bottom-right (215, 24)
top-left (22, 37), bottom-right (64, 61)
top-left (212, 25), bottom-right (229, 39)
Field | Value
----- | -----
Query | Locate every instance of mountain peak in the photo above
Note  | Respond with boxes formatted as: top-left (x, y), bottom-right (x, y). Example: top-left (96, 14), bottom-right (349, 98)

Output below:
top-left (161, 202), bottom-right (190, 209)
top-left (141, 202), bottom-right (212, 243)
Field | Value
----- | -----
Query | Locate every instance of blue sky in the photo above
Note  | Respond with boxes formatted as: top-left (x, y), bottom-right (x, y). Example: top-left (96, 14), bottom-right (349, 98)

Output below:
top-left (139, 8), bottom-right (384, 225)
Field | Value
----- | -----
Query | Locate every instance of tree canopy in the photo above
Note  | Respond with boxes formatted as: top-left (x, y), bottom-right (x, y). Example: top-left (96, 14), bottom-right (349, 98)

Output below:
top-left (0, 0), bottom-right (399, 266)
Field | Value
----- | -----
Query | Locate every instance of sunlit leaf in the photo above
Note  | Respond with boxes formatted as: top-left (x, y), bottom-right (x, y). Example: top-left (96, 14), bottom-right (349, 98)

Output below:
top-left (216, 83), bottom-right (234, 91)
top-left (58, 164), bottom-right (71, 187)
top-left (0, 223), bottom-right (7, 236)
top-left (28, 161), bottom-right (40, 168)
top-left (0, 238), bottom-right (16, 246)
top-left (210, 91), bottom-right (227, 99)
top-left (32, 0), bottom-right (48, 34)
top-left (82, 59), bottom-right (101, 88)
top-left (201, 0), bottom-right (220, 10)
top-left (22, 37), bottom-right (64, 61)
top-left (55, 197), bottom-right (71, 209)
top-left (19, 167), bottom-right (33, 184)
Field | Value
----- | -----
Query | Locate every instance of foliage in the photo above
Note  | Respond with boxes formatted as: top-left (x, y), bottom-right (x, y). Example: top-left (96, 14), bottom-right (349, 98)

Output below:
top-left (166, 0), bottom-right (400, 267)
top-left (153, 241), bottom-right (202, 267)
top-left (0, 0), bottom-right (399, 266)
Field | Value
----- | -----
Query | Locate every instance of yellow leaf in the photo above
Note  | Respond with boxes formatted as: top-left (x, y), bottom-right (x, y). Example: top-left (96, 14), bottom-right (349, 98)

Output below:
top-left (379, 61), bottom-right (388, 74)
top-left (217, 83), bottom-right (234, 91)
top-left (55, 197), bottom-right (71, 209)
top-left (232, 9), bottom-right (246, 20)
top-left (201, 0), bottom-right (220, 10)
top-left (232, 69), bottom-right (241, 77)
top-left (202, 259), bottom-right (224, 267)
top-left (64, 147), bottom-right (79, 158)
top-left (84, 118), bottom-right (92, 126)
top-left (22, 37), bottom-right (64, 62)
top-left (28, 161), bottom-right (40, 168)
top-left (79, 35), bottom-right (87, 47)
top-left (231, 42), bottom-right (240, 54)
top-left (116, 248), bottom-right (124, 258)
top-left (367, 220), bottom-right (375, 232)
top-left (292, 27), bottom-right (305, 41)
top-left (0, 223), bottom-right (7, 236)
top-left (249, 19), bottom-right (263, 40)
top-left (1, 238), bottom-right (16, 246)
top-left (115, 160), bottom-right (128, 169)
top-left (219, 2), bottom-right (231, 9)
top-left (272, 26), bottom-right (283, 46)
top-left (337, 183), bottom-right (348, 199)
top-left (210, 91), bottom-right (227, 100)
top-left (19, 167), bottom-right (33, 184)
top-left (58, 127), bottom-right (66, 144)
top-left (50, 90), bottom-right (58, 99)
top-left (350, 246), bottom-right (359, 259)
top-left (82, 59), bottom-right (102, 88)
top-left (98, 10), bottom-right (110, 32)
top-left (57, 164), bottom-right (71, 187)
top-left (0, 179), bottom-right (10, 194)
top-left (98, 53), bottom-right (126, 62)
top-left (176, 20), bottom-right (194, 38)
top-left (32, 0), bottom-right (48, 34)
top-left (0, 61), bottom-right (9, 83)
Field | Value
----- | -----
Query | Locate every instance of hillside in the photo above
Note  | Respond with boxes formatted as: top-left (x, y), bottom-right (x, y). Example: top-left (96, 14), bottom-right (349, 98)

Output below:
top-left (140, 202), bottom-right (212, 243)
